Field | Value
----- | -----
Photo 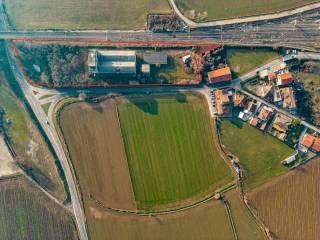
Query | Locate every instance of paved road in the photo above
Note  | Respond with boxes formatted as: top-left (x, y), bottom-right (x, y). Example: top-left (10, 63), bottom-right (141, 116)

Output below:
top-left (230, 53), bottom-right (320, 133)
top-left (0, 1), bottom-right (89, 239)
top-left (4, 41), bottom-right (89, 240)
top-left (169, 0), bottom-right (320, 28)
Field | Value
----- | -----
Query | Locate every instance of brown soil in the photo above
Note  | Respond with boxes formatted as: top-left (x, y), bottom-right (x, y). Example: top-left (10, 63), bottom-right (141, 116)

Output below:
top-left (85, 198), bottom-right (234, 240)
top-left (0, 175), bottom-right (77, 240)
top-left (247, 159), bottom-right (320, 240)
top-left (59, 99), bottom-right (136, 211)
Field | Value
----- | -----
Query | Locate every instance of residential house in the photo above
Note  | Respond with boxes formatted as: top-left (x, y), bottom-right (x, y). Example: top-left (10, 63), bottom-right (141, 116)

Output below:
top-left (277, 72), bottom-right (293, 86)
top-left (281, 87), bottom-right (296, 113)
top-left (214, 89), bottom-right (231, 116)
top-left (208, 67), bottom-right (232, 84)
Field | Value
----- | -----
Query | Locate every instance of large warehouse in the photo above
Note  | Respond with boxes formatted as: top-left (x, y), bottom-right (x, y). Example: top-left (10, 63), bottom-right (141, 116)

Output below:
top-left (89, 50), bottom-right (137, 75)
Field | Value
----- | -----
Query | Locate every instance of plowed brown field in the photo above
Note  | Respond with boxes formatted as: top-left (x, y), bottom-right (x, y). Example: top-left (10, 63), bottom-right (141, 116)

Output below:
top-left (60, 99), bottom-right (136, 211)
top-left (247, 159), bottom-right (320, 240)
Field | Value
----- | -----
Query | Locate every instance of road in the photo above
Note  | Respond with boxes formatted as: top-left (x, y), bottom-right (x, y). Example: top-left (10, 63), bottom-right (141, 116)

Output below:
top-left (229, 53), bottom-right (320, 133)
top-left (0, 2), bottom-right (89, 239)
top-left (4, 41), bottom-right (89, 240)
top-left (169, 0), bottom-right (320, 28)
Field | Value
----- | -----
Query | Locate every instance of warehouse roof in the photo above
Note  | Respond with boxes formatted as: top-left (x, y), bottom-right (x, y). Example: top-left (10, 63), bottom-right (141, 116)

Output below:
top-left (143, 52), bottom-right (167, 65)
top-left (98, 50), bottom-right (136, 56)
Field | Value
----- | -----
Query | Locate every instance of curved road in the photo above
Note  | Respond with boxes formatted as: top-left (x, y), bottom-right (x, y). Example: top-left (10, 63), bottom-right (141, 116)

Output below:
top-left (4, 41), bottom-right (89, 240)
top-left (169, 0), bottom-right (320, 28)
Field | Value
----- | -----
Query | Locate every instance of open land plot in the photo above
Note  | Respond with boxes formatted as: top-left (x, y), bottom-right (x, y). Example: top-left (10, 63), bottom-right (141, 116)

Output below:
top-left (175, 0), bottom-right (317, 22)
top-left (118, 93), bottom-right (233, 210)
top-left (225, 190), bottom-right (266, 240)
top-left (247, 159), bottom-right (320, 240)
top-left (0, 136), bottom-right (20, 177)
top-left (5, 0), bottom-right (171, 30)
top-left (86, 197), bottom-right (233, 240)
top-left (295, 61), bottom-right (320, 126)
top-left (226, 48), bottom-right (279, 77)
top-left (59, 99), bottom-right (136, 211)
top-left (153, 52), bottom-right (198, 84)
top-left (0, 42), bottom-right (66, 201)
top-left (0, 175), bottom-right (77, 240)
top-left (219, 119), bottom-right (295, 190)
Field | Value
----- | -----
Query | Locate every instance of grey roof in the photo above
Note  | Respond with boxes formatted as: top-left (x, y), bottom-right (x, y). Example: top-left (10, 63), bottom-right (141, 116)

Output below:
top-left (143, 52), bottom-right (167, 65)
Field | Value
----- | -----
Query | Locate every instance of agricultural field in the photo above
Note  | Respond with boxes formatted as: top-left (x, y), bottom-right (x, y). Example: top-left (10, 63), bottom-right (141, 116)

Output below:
top-left (59, 99), bottom-right (136, 211)
top-left (219, 119), bottom-right (295, 190)
top-left (0, 175), bottom-right (77, 240)
top-left (225, 190), bottom-right (266, 240)
top-left (226, 48), bottom-right (279, 77)
top-left (118, 94), bottom-right (233, 209)
top-left (175, 0), bottom-right (316, 22)
top-left (4, 0), bottom-right (172, 30)
top-left (86, 197), bottom-right (234, 240)
top-left (247, 159), bottom-right (320, 240)
top-left (0, 42), bottom-right (66, 201)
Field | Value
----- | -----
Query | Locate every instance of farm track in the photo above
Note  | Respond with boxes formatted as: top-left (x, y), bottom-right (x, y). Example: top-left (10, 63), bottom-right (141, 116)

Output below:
top-left (223, 199), bottom-right (238, 240)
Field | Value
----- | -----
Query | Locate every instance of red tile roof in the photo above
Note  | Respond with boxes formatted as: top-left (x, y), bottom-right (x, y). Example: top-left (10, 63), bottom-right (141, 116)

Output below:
top-left (312, 138), bottom-right (320, 152)
top-left (301, 134), bottom-right (316, 148)
top-left (278, 72), bottom-right (293, 86)
top-left (250, 117), bottom-right (259, 127)
top-left (208, 67), bottom-right (232, 83)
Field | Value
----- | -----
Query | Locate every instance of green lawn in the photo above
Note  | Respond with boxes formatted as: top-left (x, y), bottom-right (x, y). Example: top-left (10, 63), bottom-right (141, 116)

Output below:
top-left (41, 103), bottom-right (51, 116)
top-left (175, 0), bottom-right (316, 22)
top-left (118, 94), bottom-right (233, 209)
top-left (219, 119), bottom-right (295, 190)
top-left (155, 56), bottom-right (197, 83)
top-left (226, 48), bottom-right (279, 77)
top-left (5, 0), bottom-right (171, 30)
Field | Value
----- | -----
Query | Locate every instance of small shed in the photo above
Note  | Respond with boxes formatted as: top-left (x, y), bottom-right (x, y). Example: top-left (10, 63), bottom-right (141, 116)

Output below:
top-left (141, 64), bottom-right (151, 76)
top-left (182, 54), bottom-right (192, 64)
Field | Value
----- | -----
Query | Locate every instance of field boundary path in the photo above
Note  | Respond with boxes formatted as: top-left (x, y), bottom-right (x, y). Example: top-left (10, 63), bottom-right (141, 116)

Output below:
top-left (169, 0), bottom-right (320, 28)
top-left (222, 198), bottom-right (238, 240)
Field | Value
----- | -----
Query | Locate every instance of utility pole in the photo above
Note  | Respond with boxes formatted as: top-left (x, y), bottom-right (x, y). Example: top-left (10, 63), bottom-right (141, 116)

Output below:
top-left (220, 25), bottom-right (223, 44)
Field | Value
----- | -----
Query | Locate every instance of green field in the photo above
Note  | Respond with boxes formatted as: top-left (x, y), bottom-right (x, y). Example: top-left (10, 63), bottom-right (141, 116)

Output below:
top-left (219, 119), bottom-right (295, 190)
top-left (175, 0), bottom-right (316, 22)
top-left (0, 176), bottom-right (77, 240)
top-left (5, 0), bottom-right (171, 30)
top-left (226, 48), bottom-right (279, 77)
top-left (118, 94), bottom-right (233, 209)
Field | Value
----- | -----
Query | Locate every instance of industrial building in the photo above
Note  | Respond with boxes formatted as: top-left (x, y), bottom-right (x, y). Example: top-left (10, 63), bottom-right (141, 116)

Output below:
top-left (143, 52), bottom-right (167, 66)
top-left (89, 50), bottom-right (137, 75)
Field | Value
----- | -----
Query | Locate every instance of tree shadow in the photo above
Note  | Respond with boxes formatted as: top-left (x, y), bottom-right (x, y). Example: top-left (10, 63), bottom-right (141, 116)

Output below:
top-left (229, 117), bottom-right (244, 128)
